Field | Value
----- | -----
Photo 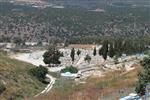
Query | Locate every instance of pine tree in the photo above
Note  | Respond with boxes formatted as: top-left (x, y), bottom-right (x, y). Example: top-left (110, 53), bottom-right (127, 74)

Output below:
top-left (93, 47), bottom-right (97, 56)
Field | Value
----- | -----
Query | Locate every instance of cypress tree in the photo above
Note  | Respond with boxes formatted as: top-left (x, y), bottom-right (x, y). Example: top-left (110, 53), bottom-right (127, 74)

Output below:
top-left (99, 47), bottom-right (103, 56)
top-left (93, 47), bottom-right (97, 56)
top-left (70, 48), bottom-right (75, 63)
top-left (108, 43), bottom-right (115, 58)
top-left (101, 41), bottom-right (109, 60)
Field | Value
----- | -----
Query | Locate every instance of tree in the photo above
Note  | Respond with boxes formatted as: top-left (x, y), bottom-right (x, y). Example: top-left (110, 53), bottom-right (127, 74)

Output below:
top-left (37, 41), bottom-right (42, 46)
top-left (43, 47), bottom-right (63, 65)
top-left (77, 49), bottom-right (81, 56)
top-left (114, 39), bottom-right (122, 56)
top-left (0, 82), bottom-right (6, 94)
top-left (60, 66), bottom-right (78, 73)
top-left (13, 37), bottom-right (23, 46)
top-left (114, 56), bottom-right (119, 64)
top-left (99, 47), bottom-right (103, 56)
top-left (70, 48), bottom-right (75, 63)
top-left (135, 55), bottom-right (150, 95)
top-left (108, 43), bottom-right (115, 58)
top-left (101, 41), bottom-right (109, 60)
top-left (29, 65), bottom-right (48, 83)
top-left (84, 54), bottom-right (91, 63)
top-left (93, 47), bottom-right (97, 56)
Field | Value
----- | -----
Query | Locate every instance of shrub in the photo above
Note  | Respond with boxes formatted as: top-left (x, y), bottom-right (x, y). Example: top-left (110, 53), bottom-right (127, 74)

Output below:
top-left (60, 66), bottom-right (78, 73)
top-left (0, 82), bottom-right (6, 95)
top-left (84, 54), bottom-right (91, 63)
top-left (135, 56), bottom-right (150, 95)
top-left (29, 65), bottom-right (48, 83)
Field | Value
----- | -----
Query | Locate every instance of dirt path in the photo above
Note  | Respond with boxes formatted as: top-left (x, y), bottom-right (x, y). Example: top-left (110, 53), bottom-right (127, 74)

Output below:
top-left (34, 74), bottom-right (56, 97)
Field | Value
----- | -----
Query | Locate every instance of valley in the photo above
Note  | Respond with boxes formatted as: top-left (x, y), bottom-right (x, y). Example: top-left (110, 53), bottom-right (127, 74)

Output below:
top-left (0, 0), bottom-right (150, 100)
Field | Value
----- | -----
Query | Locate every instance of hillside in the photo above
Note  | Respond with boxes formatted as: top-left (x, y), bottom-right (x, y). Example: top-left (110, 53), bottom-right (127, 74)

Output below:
top-left (0, 51), bottom-right (46, 100)
top-left (0, 2), bottom-right (149, 43)
top-left (35, 65), bottom-right (141, 100)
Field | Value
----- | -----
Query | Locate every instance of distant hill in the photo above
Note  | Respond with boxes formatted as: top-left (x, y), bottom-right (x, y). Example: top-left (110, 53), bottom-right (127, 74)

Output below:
top-left (0, 1), bottom-right (149, 44)
top-left (0, 51), bottom-right (45, 100)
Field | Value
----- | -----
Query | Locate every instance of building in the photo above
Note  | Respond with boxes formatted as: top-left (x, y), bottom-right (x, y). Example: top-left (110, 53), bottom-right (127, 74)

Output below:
top-left (25, 42), bottom-right (38, 46)
top-left (61, 72), bottom-right (78, 79)
top-left (0, 43), bottom-right (16, 49)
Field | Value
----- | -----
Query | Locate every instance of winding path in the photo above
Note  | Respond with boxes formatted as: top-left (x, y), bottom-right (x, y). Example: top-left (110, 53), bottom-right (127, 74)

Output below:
top-left (10, 52), bottom-right (56, 97)
top-left (34, 74), bottom-right (56, 97)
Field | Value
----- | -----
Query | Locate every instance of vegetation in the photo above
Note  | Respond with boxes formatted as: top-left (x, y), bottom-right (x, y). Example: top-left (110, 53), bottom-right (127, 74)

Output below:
top-left (43, 47), bottom-right (63, 65)
top-left (0, 51), bottom-right (46, 100)
top-left (99, 41), bottom-right (109, 60)
top-left (135, 55), bottom-right (150, 95)
top-left (60, 66), bottom-right (78, 73)
top-left (0, 2), bottom-right (149, 44)
top-left (77, 49), bottom-right (81, 56)
top-left (36, 65), bottom-right (141, 100)
top-left (84, 54), bottom-right (92, 63)
top-left (29, 65), bottom-right (48, 83)
top-left (93, 47), bottom-right (97, 56)
top-left (0, 82), bottom-right (6, 95)
top-left (70, 48), bottom-right (75, 63)
top-left (48, 72), bottom-right (60, 78)
top-left (108, 42), bottom-right (115, 58)
top-left (99, 38), bottom-right (149, 60)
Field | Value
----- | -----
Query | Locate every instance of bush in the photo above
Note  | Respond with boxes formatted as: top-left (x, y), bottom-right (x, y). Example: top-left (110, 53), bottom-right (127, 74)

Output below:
top-left (135, 56), bottom-right (150, 95)
top-left (0, 82), bottom-right (6, 95)
top-left (60, 66), bottom-right (78, 73)
top-left (29, 65), bottom-right (48, 83)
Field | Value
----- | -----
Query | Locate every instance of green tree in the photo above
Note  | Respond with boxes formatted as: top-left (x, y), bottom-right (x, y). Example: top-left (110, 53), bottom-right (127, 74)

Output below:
top-left (13, 37), bottom-right (23, 46)
top-left (101, 41), bottom-right (109, 60)
top-left (93, 47), bottom-right (97, 56)
top-left (29, 65), bottom-right (48, 83)
top-left (108, 43), bottom-right (115, 58)
top-left (70, 48), bottom-right (75, 63)
top-left (84, 54), bottom-right (91, 63)
top-left (77, 49), bottom-right (81, 56)
top-left (37, 41), bottom-right (42, 46)
top-left (99, 47), bottom-right (103, 56)
top-left (0, 82), bottom-right (6, 94)
top-left (114, 39), bottom-right (122, 56)
top-left (135, 55), bottom-right (150, 95)
top-left (114, 56), bottom-right (119, 64)
top-left (60, 66), bottom-right (78, 73)
top-left (43, 47), bottom-right (63, 65)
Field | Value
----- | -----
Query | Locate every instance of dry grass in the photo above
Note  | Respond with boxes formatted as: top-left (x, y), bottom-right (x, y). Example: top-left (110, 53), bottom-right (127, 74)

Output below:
top-left (68, 44), bottom-right (96, 49)
top-left (35, 64), bottom-right (141, 100)
top-left (0, 51), bottom-right (46, 100)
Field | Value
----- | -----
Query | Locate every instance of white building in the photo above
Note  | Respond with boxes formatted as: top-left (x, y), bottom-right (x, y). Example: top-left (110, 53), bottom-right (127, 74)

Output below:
top-left (0, 43), bottom-right (16, 49)
top-left (25, 42), bottom-right (38, 46)
top-left (61, 72), bottom-right (78, 79)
